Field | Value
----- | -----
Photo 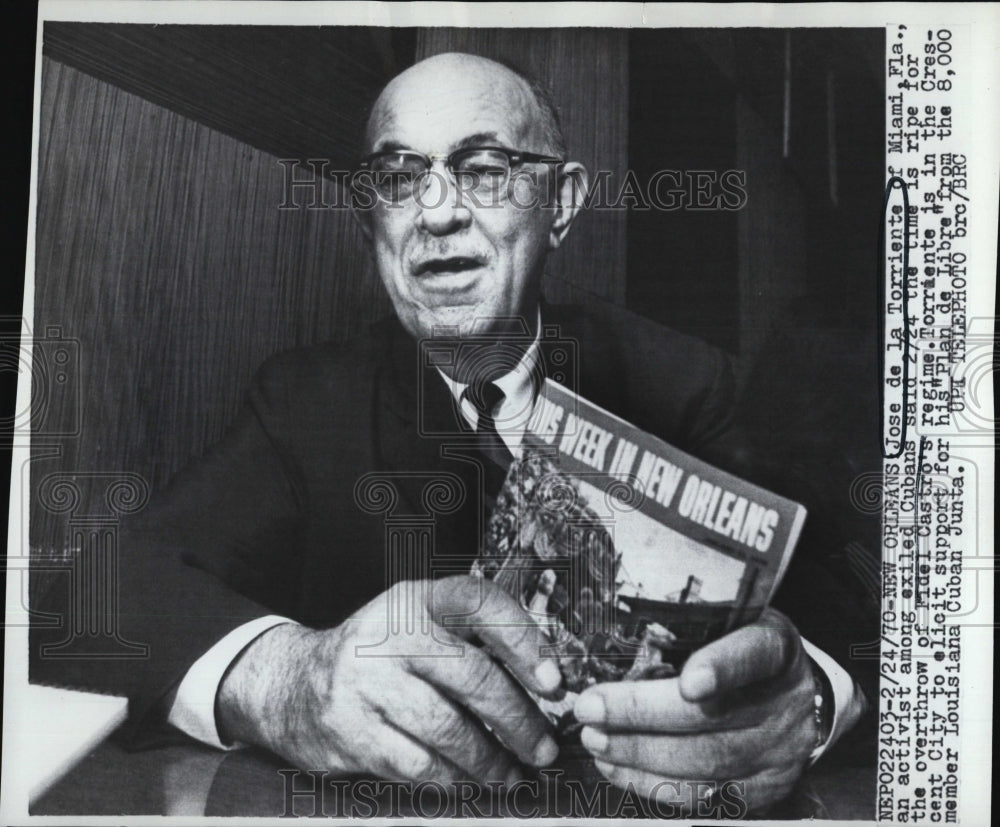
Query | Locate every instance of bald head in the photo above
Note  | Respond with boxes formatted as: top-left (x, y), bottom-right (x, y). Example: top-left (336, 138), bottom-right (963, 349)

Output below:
top-left (354, 51), bottom-right (587, 349)
top-left (364, 52), bottom-right (566, 158)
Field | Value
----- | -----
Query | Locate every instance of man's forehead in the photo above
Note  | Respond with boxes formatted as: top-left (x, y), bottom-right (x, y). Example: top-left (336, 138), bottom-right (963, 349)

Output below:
top-left (366, 54), bottom-right (542, 152)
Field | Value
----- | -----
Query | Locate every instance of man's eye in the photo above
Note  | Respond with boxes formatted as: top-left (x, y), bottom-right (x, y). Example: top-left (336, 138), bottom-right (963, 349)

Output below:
top-left (371, 168), bottom-right (419, 201)
top-left (375, 161), bottom-right (423, 175)
top-left (456, 151), bottom-right (510, 179)
top-left (373, 154), bottom-right (426, 175)
top-left (374, 170), bottom-right (414, 189)
top-left (460, 162), bottom-right (507, 178)
top-left (374, 169), bottom-right (417, 181)
top-left (462, 159), bottom-right (506, 172)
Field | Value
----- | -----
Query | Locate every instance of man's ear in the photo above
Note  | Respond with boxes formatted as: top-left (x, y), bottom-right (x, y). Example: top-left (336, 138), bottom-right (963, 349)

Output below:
top-left (548, 161), bottom-right (588, 250)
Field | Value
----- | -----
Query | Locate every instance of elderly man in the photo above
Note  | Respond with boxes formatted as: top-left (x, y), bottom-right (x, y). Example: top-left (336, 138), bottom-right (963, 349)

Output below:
top-left (34, 52), bottom-right (869, 813)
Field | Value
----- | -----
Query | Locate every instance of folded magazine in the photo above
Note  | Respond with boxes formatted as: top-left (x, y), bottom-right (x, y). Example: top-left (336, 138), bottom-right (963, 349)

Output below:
top-left (474, 379), bottom-right (807, 731)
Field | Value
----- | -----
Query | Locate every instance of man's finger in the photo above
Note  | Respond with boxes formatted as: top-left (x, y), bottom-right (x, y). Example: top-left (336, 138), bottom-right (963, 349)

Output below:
top-left (591, 760), bottom-right (801, 818)
top-left (381, 677), bottom-right (519, 784)
top-left (588, 761), bottom-right (729, 818)
top-left (679, 609), bottom-right (801, 702)
top-left (581, 726), bottom-right (766, 778)
top-left (409, 635), bottom-right (559, 768)
top-left (579, 711), bottom-right (811, 779)
top-left (362, 721), bottom-right (469, 784)
top-left (574, 676), bottom-right (772, 733)
top-left (429, 575), bottom-right (562, 697)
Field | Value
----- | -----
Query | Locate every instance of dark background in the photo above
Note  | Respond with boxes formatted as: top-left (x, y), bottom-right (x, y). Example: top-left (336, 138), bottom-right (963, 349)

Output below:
top-left (21, 25), bottom-right (884, 618)
top-left (1, 2), bottom-right (37, 793)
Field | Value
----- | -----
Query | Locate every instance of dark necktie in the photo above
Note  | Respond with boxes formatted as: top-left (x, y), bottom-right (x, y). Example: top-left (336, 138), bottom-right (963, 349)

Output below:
top-left (463, 380), bottom-right (514, 497)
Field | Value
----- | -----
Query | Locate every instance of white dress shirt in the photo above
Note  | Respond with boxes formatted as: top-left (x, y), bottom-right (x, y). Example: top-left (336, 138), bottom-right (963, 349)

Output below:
top-left (168, 317), bottom-right (859, 759)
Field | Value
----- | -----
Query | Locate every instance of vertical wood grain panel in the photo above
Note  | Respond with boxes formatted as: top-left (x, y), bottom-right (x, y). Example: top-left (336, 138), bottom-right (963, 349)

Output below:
top-left (735, 94), bottom-right (808, 368)
top-left (31, 58), bottom-right (391, 553)
top-left (42, 23), bottom-right (414, 166)
top-left (415, 29), bottom-right (628, 306)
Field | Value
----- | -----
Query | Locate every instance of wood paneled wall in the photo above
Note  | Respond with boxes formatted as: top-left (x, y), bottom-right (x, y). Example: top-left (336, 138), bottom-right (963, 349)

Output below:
top-left (417, 28), bottom-right (629, 306)
top-left (30, 30), bottom-right (631, 554)
top-left (42, 24), bottom-right (415, 169)
top-left (31, 58), bottom-right (391, 552)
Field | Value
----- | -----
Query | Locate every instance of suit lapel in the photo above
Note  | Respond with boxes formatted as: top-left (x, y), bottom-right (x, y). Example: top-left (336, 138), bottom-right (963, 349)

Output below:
top-left (371, 303), bottom-right (625, 578)
top-left (538, 299), bottom-right (626, 417)
top-left (374, 319), bottom-right (485, 575)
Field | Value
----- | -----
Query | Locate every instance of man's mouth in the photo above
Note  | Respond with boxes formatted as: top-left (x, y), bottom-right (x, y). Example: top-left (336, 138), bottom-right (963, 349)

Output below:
top-left (412, 256), bottom-right (484, 276)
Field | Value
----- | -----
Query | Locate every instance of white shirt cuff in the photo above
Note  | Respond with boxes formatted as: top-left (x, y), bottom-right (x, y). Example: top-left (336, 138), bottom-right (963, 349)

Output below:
top-left (802, 637), bottom-right (866, 763)
top-left (166, 615), bottom-right (296, 750)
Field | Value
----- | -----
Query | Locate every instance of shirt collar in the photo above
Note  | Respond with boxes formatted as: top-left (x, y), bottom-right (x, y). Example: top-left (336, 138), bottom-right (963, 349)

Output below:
top-left (436, 307), bottom-right (542, 431)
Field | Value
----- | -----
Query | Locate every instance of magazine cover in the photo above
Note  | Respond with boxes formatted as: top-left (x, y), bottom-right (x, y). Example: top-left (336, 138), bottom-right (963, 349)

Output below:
top-left (476, 379), bottom-right (808, 728)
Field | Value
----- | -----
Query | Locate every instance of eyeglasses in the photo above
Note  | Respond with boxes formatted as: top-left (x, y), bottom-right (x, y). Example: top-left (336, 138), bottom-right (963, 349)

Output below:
top-left (354, 146), bottom-right (563, 204)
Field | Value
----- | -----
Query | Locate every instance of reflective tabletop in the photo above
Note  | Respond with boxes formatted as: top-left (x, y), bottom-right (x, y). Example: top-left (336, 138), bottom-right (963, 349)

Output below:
top-left (33, 732), bottom-right (876, 819)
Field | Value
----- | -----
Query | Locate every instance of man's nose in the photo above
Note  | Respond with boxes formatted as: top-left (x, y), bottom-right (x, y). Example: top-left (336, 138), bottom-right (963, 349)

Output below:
top-left (415, 168), bottom-right (473, 235)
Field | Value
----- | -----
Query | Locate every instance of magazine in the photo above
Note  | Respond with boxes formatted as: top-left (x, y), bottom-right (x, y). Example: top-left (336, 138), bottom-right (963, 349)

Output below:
top-left (474, 378), bottom-right (808, 730)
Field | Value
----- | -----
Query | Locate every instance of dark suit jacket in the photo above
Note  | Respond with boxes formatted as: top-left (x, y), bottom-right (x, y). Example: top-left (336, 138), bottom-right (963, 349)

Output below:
top-left (31, 299), bottom-right (874, 750)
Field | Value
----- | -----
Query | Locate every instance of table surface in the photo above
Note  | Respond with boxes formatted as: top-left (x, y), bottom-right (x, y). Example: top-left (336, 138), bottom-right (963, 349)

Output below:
top-left (32, 731), bottom-right (876, 819)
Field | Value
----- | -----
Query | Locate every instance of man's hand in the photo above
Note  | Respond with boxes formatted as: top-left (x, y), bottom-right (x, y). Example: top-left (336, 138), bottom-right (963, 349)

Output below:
top-left (216, 576), bottom-right (562, 784)
top-left (574, 608), bottom-right (816, 814)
